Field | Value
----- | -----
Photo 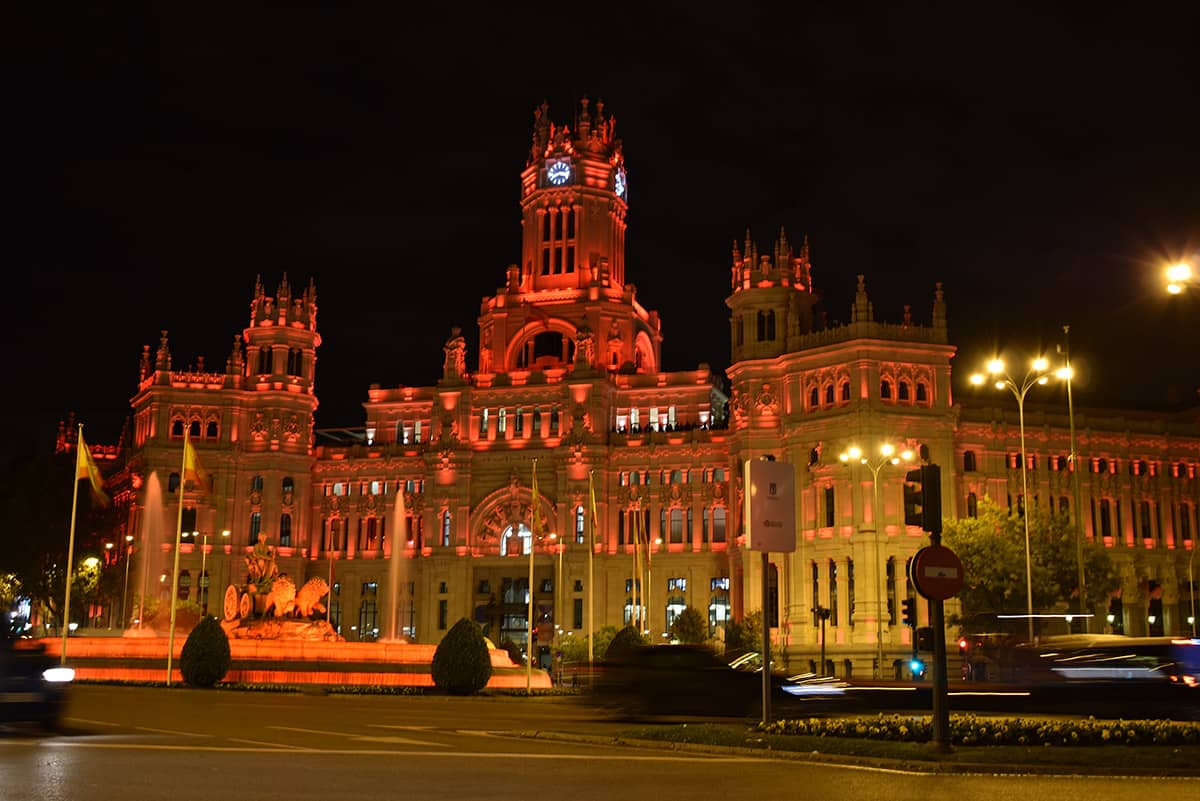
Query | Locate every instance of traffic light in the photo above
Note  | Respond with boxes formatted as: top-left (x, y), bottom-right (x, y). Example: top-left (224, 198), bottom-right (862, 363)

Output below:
top-left (958, 637), bottom-right (969, 657)
top-left (916, 626), bottom-right (934, 652)
top-left (909, 657), bottom-right (926, 679)
top-left (901, 597), bottom-right (917, 627)
top-left (903, 464), bottom-right (943, 534)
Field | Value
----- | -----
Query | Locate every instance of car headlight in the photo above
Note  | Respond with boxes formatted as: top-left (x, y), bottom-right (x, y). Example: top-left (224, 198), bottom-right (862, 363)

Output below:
top-left (42, 667), bottom-right (75, 683)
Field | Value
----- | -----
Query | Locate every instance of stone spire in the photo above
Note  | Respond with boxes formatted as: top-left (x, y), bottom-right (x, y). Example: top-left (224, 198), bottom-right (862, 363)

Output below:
top-left (851, 275), bottom-right (874, 323)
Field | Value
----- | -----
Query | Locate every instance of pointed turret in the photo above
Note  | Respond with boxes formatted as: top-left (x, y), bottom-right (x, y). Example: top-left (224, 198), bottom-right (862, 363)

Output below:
top-left (851, 274), bottom-right (875, 323)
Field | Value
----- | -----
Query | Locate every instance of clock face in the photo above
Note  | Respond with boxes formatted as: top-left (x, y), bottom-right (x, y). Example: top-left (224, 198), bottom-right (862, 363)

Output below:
top-left (614, 167), bottom-right (627, 199)
top-left (547, 160), bottom-right (572, 186)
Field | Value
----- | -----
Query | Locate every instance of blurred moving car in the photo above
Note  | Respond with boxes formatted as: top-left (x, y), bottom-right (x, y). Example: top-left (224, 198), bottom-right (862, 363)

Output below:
top-left (0, 635), bottom-right (74, 731)
top-left (593, 644), bottom-right (847, 718)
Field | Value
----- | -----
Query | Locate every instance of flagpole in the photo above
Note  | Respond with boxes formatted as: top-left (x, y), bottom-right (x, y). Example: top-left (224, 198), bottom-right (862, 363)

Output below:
top-left (633, 508), bottom-right (643, 631)
top-left (587, 470), bottom-right (595, 667)
top-left (165, 429), bottom-right (189, 686)
top-left (527, 458), bottom-right (538, 694)
top-left (60, 424), bottom-right (85, 665)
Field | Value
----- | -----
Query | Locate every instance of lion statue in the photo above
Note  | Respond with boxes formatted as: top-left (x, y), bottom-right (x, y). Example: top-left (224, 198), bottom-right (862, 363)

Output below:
top-left (261, 574), bottom-right (298, 618)
top-left (294, 577), bottom-right (329, 618)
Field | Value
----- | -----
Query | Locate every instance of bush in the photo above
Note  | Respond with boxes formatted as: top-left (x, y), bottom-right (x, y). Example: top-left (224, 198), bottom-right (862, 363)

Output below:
top-left (604, 625), bottom-right (647, 662)
top-left (432, 618), bottom-right (493, 695)
top-left (669, 607), bottom-right (708, 644)
top-left (180, 616), bottom-right (232, 688)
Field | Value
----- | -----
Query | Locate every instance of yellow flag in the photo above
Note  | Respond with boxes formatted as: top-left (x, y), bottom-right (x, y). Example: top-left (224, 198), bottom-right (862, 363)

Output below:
top-left (76, 430), bottom-right (110, 508)
top-left (183, 438), bottom-right (212, 492)
top-left (588, 472), bottom-right (600, 547)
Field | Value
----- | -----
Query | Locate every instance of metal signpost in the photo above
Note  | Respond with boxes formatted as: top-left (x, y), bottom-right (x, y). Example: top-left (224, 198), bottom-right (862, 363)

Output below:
top-left (904, 463), bottom-right (962, 753)
top-left (744, 458), bottom-right (797, 726)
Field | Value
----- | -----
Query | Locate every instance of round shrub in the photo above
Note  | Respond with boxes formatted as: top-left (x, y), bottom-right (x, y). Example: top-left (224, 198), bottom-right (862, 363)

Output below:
top-left (180, 615), bottom-right (232, 688)
top-left (604, 625), bottom-right (647, 663)
top-left (669, 606), bottom-right (708, 644)
top-left (432, 618), bottom-right (493, 695)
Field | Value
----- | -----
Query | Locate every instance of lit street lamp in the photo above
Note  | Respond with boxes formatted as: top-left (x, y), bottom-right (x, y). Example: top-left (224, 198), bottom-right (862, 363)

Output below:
top-left (839, 443), bottom-right (914, 677)
top-left (970, 356), bottom-right (1051, 643)
top-left (1165, 260), bottom-right (1194, 295)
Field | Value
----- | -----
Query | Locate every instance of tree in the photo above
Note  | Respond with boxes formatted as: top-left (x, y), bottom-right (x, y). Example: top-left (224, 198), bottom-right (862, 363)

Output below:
top-left (552, 624), bottom-right (618, 664)
top-left (724, 610), bottom-right (763, 655)
top-left (942, 496), bottom-right (1118, 626)
top-left (180, 616), bottom-right (232, 687)
top-left (669, 607), bottom-right (707, 644)
top-left (432, 618), bottom-right (493, 695)
top-left (603, 625), bottom-right (646, 662)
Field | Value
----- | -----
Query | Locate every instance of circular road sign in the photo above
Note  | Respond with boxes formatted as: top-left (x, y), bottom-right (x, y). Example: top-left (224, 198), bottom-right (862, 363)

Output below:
top-left (911, 544), bottom-right (964, 601)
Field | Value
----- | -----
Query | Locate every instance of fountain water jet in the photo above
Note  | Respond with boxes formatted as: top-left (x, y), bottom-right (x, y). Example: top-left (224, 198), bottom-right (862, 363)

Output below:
top-left (383, 488), bottom-right (412, 642)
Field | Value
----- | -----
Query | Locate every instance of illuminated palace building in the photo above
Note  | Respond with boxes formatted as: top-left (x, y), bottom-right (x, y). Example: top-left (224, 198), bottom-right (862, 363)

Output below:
top-left (97, 100), bottom-right (1198, 676)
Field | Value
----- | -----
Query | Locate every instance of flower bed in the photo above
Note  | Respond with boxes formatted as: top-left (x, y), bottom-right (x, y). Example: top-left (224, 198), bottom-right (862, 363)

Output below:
top-left (761, 714), bottom-right (1200, 747)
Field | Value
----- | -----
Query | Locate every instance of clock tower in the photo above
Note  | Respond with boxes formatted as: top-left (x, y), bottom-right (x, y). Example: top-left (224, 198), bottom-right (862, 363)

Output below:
top-left (475, 99), bottom-right (661, 376)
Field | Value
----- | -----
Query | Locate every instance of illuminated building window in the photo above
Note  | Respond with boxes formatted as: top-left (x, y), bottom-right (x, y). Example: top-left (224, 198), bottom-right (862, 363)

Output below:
top-left (498, 407), bottom-right (507, 434)
top-left (549, 407), bottom-right (559, 434)
top-left (332, 482), bottom-right (346, 496)
top-left (630, 408), bottom-right (640, 431)
top-left (714, 468), bottom-right (725, 482)
top-left (279, 513), bottom-right (292, 547)
top-left (249, 512), bottom-right (261, 540)
top-left (283, 477), bottom-right (295, 495)
top-left (649, 406), bottom-right (660, 432)
top-left (480, 408), bottom-right (489, 436)
top-left (575, 506), bottom-right (585, 544)
top-left (442, 511), bottom-right (452, 547)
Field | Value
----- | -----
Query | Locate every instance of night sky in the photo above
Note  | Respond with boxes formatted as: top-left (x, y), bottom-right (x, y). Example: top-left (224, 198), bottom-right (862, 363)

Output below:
top-left (7, 4), bottom-right (1198, 470)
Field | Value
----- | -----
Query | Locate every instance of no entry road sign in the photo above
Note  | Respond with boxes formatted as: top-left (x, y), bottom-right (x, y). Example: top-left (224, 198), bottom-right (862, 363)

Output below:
top-left (910, 544), bottom-right (964, 600)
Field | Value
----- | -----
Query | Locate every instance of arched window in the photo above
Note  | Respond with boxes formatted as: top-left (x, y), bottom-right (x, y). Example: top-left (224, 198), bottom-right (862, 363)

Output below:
top-left (282, 477), bottom-right (295, 494)
top-left (824, 384), bottom-right (834, 405)
top-left (880, 380), bottom-right (892, 400)
top-left (172, 419), bottom-right (185, 437)
top-left (279, 513), bottom-right (292, 547)
top-left (500, 523), bottom-right (532, 556)
top-left (915, 383), bottom-right (928, 402)
top-left (963, 451), bottom-right (977, 472)
top-left (809, 387), bottom-right (819, 408)
top-left (898, 382), bottom-right (910, 401)
top-left (189, 420), bottom-right (201, 438)
top-left (840, 381), bottom-right (851, 402)
top-left (206, 421), bottom-right (219, 439)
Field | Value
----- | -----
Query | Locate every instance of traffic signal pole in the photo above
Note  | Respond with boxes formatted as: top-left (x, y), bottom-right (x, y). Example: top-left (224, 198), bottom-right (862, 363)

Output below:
top-left (929, 530), bottom-right (951, 754)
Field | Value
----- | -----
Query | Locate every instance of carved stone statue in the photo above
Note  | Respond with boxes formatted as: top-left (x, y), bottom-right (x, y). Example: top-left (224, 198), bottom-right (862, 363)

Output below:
top-left (245, 533), bottom-right (278, 585)
top-left (443, 326), bottom-right (467, 381)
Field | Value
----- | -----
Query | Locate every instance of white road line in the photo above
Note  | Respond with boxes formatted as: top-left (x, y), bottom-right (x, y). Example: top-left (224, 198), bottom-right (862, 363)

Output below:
top-left (227, 737), bottom-right (317, 751)
top-left (269, 725), bottom-right (447, 748)
top-left (64, 718), bottom-right (121, 727)
top-left (134, 726), bottom-right (209, 737)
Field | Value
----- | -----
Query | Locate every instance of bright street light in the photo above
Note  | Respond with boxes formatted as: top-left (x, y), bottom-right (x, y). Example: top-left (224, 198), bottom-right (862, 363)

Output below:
top-left (969, 354), bottom-right (1053, 643)
top-left (839, 442), bottom-right (914, 677)
top-left (1165, 261), bottom-right (1193, 294)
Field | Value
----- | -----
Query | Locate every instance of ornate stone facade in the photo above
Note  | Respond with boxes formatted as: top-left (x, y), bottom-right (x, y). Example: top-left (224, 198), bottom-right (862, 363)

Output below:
top-left (109, 100), bottom-right (1200, 676)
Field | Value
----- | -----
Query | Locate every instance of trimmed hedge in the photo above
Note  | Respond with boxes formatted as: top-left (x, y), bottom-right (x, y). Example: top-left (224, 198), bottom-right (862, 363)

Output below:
top-left (432, 618), bottom-right (493, 695)
top-left (180, 616), bottom-right (232, 688)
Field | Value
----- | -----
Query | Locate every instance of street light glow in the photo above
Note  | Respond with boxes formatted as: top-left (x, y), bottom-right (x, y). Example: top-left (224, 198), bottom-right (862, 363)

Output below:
top-left (969, 373), bottom-right (985, 386)
top-left (880, 443), bottom-right (894, 457)
top-left (987, 359), bottom-right (1005, 375)
top-left (1032, 357), bottom-right (1048, 372)
top-left (1166, 262), bottom-right (1192, 283)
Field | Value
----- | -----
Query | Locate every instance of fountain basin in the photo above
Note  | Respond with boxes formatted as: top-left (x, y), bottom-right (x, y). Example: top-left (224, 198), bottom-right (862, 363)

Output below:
top-left (41, 636), bottom-right (553, 689)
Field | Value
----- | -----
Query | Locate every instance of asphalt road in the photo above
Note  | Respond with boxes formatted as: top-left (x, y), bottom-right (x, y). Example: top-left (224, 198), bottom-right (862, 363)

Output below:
top-left (0, 685), bottom-right (1197, 801)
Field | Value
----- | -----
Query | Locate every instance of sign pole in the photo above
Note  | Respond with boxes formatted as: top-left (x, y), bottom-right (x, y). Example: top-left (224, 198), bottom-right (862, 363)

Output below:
top-left (761, 550), bottom-right (771, 725)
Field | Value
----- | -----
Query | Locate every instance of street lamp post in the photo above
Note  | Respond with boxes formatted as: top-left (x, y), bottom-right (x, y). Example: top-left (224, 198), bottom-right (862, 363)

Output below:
top-left (971, 357), bottom-right (1051, 644)
top-left (839, 443), bottom-right (914, 678)
top-left (120, 534), bottom-right (133, 630)
top-left (1056, 328), bottom-right (1087, 631)
top-left (1189, 545), bottom-right (1197, 638)
top-left (104, 542), bottom-right (115, 628)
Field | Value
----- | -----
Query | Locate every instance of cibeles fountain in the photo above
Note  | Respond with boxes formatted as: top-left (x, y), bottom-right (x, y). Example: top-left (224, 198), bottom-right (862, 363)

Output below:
top-left (47, 476), bottom-right (548, 689)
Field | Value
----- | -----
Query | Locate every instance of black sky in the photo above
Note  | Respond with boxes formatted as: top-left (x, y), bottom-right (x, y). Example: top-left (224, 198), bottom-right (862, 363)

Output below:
top-left (7, 4), bottom-right (1199, 469)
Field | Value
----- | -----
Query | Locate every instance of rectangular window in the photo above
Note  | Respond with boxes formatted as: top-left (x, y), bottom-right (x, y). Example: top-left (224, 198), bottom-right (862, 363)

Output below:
top-left (667, 577), bottom-right (687, 592)
top-left (710, 577), bottom-right (729, 591)
top-left (438, 600), bottom-right (448, 630)
top-left (572, 598), bottom-right (583, 630)
top-left (829, 560), bottom-right (838, 627)
top-left (824, 486), bottom-right (835, 527)
top-left (712, 507), bottom-right (726, 543)
top-left (480, 408), bottom-right (489, 435)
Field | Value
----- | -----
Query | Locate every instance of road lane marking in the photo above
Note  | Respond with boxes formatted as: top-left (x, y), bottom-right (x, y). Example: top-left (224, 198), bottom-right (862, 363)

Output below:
top-left (228, 737), bottom-right (317, 751)
top-left (269, 725), bottom-right (447, 748)
top-left (134, 726), bottom-right (209, 737)
top-left (64, 718), bottom-right (121, 727)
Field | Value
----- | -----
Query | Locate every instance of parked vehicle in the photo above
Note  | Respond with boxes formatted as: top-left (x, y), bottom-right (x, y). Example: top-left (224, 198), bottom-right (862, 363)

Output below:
top-left (0, 635), bottom-right (74, 731)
